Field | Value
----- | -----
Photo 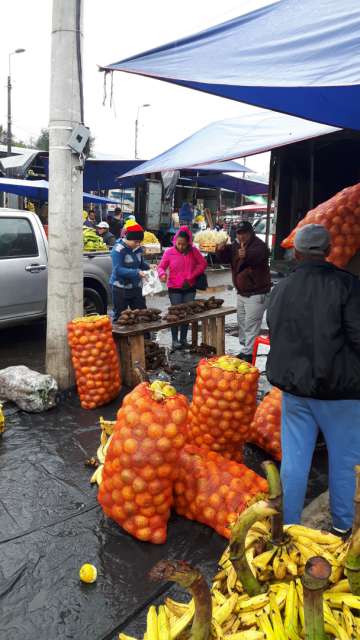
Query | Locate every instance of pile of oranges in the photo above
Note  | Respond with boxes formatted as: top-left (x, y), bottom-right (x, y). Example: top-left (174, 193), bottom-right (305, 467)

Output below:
top-left (98, 381), bottom-right (188, 544)
top-left (248, 387), bottom-right (282, 461)
top-left (67, 315), bottom-right (121, 409)
top-left (282, 181), bottom-right (360, 268)
top-left (174, 445), bottom-right (268, 538)
top-left (187, 356), bottom-right (259, 462)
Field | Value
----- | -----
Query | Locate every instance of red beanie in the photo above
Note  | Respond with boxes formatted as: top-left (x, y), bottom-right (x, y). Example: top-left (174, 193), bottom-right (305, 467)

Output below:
top-left (125, 222), bottom-right (144, 241)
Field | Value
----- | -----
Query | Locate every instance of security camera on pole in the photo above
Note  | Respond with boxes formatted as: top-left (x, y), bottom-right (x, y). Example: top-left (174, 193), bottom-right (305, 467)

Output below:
top-left (46, 0), bottom-right (89, 388)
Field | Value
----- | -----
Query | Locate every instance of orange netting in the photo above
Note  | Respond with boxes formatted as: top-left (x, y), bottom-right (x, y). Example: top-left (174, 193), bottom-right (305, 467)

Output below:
top-left (67, 315), bottom-right (121, 409)
top-left (248, 387), bottom-right (282, 461)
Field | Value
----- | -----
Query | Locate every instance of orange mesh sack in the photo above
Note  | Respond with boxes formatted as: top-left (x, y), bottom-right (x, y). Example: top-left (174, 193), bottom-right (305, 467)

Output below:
top-left (174, 445), bottom-right (268, 538)
top-left (281, 182), bottom-right (360, 268)
top-left (98, 380), bottom-right (188, 544)
top-left (67, 315), bottom-right (121, 409)
top-left (188, 356), bottom-right (260, 462)
top-left (248, 387), bottom-right (282, 461)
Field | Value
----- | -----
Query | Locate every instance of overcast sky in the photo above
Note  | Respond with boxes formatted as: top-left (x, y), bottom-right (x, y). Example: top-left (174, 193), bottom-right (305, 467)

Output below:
top-left (0, 0), bottom-right (270, 174)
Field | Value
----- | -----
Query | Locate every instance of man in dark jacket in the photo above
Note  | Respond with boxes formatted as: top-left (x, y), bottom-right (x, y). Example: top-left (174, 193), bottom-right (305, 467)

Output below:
top-left (108, 207), bottom-right (123, 239)
top-left (267, 223), bottom-right (360, 534)
top-left (96, 221), bottom-right (116, 247)
top-left (216, 221), bottom-right (271, 361)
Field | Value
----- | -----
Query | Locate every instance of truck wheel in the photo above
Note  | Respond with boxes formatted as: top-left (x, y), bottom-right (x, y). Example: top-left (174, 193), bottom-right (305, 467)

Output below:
top-left (84, 288), bottom-right (106, 316)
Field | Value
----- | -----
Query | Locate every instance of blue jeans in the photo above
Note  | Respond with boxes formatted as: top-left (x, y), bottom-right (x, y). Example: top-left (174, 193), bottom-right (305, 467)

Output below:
top-left (281, 392), bottom-right (360, 530)
top-left (168, 290), bottom-right (196, 343)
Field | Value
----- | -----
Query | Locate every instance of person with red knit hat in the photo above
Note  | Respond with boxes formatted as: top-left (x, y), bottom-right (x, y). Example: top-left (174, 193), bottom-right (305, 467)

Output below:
top-left (110, 221), bottom-right (150, 321)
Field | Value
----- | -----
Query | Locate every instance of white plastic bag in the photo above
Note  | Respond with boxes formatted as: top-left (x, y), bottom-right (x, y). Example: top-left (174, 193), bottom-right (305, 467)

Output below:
top-left (0, 366), bottom-right (58, 412)
top-left (142, 269), bottom-right (164, 297)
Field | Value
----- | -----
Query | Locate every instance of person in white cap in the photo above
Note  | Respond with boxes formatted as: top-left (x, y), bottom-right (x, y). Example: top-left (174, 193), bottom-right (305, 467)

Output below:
top-left (266, 223), bottom-right (360, 537)
top-left (96, 221), bottom-right (115, 247)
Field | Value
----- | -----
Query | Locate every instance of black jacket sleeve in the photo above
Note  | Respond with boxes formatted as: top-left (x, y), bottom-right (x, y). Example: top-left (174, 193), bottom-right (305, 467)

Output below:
top-left (344, 279), bottom-right (360, 356)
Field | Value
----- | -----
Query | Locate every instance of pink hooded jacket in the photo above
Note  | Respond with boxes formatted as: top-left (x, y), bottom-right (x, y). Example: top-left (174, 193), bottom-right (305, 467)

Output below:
top-left (158, 226), bottom-right (207, 289)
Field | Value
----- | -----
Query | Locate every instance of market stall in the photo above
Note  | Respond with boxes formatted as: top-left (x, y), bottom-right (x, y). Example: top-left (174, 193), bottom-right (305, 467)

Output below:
top-left (112, 305), bottom-right (236, 387)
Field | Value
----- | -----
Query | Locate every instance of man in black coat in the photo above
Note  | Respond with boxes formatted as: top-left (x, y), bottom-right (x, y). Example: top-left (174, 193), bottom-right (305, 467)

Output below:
top-left (267, 223), bottom-right (360, 534)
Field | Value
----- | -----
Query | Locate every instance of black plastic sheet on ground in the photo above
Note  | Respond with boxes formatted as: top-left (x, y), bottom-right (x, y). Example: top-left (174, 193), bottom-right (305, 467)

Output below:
top-left (0, 394), bottom-right (226, 640)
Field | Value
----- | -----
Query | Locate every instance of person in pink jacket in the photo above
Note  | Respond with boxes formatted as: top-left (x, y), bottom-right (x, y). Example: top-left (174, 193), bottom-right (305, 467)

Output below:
top-left (158, 226), bottom-right (207, 349)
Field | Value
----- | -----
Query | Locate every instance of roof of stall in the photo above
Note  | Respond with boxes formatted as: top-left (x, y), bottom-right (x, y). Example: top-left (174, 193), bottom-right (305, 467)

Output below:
top-left (102, 0), bottom-right (360, 129)
top-left (0, 178), bottom-right (121, 204)
top-left (118, 109), bottom-right (338, 176)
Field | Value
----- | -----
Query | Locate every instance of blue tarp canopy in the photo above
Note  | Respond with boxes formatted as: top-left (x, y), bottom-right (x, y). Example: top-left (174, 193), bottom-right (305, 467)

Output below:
top-left (120, 109), bottom-right (338, 175)
top-left (103, 0), bottom-right (360, 130)
top-left (40, 157), bottom-right (252, 191)
top-left (0, 178), bottom-right (121, 204)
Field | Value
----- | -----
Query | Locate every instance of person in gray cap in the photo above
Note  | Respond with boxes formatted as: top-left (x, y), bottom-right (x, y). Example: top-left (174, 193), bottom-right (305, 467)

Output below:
top-left (266, 223), bottom-right (360, 536)
top-left (216, 220), bottom-right (271, 361)
top-left (96, 221), bottom-right (115, 247)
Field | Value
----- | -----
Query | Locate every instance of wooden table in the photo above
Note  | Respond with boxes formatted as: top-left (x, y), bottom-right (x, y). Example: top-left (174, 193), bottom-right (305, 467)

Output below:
top-left (112, 306), bottom-right (236, 387)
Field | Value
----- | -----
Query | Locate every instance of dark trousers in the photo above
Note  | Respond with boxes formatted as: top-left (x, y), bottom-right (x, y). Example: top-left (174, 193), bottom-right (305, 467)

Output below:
top-left (168, 290), bottom-right (196, 342)
top-left (112, 286), bottom-right (146, 322)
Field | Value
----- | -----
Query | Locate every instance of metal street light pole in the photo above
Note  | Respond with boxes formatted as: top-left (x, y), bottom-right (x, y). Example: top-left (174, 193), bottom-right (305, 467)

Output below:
top-left (7, 48), bottom-right (25, 154)
top-left (134, 103), bottom-right (150, 159)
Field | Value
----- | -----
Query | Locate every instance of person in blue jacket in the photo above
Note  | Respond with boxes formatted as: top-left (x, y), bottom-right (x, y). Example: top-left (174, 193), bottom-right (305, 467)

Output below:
top-left (110, 221), bottom-right (150, 321)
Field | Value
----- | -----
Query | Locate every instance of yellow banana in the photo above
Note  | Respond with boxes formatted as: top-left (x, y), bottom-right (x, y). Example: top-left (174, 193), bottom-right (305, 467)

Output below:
top-left (213, 593), bottom-right (237, 624)
top-left (97, 444), bottom-right (105, 464)
top-left (325, 592), bottom-right (360, 610)
top-left (342, 603), bottom-right (356, 638)
top-left (212, 589), bottom-right (227, 606)
top-left (119, 634), bottom-right (138, 640)
top-left (237, 593), bottom-right (269, 613)
top-left (286, 524), bottom-right (342, 547)
top-left (226, 632), bottom-right (265, 640)
top-left (90, 465), bottom-right (103, 485)
top-left (157, 605), bottom-right (170, 640)
top-left (257, 612), bottom-right (275, 640)
top-left (328, 578), bottom-right (350, 593)
top-left (269, 593), bottom-right (287, 640)
top-left (213, 569), bottom-right (226, 582)
top-left (164, 598), bottom-right (190, 617)
top-left (246, 546), bottom-right (257, 577)
top-left (169, 601), bottom-right (195, 640)
top-left (252, 548), bottom-right (277, 570)
top-left (272, 553), bottom-right (286, 580)
top-left (323, 601), bottom-right (350, 640)
top-left (284, 580), bottom-right (302, 640)
top-left (146, 606), bottom-right (158, 640)
top-left (226, 565), bottom-right (238, 592)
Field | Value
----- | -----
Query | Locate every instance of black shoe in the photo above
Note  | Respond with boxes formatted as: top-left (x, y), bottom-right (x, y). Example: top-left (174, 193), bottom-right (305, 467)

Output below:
top-left (180, 341), bottom-right (191, 350)
top-left (329, 527), bottom-right (352, 540)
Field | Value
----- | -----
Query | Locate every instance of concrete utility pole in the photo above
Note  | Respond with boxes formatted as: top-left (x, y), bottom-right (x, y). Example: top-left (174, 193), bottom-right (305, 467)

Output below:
top-left (46, 0), bottom-right (84, 388)
top-left (7, 48), bottom-right (26, 153)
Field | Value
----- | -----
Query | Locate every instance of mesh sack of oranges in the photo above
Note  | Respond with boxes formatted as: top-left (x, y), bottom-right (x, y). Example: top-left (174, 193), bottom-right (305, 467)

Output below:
top-left (67, 315), bottom-right (121, 409)
top-left (98, 380), bottom-right (189, 544)
top-left (187, 356), bottom-right (260, 462)
top-left (248, 387), bottom-right (282, 461)
top-left (174, 445), bottom-right (268, 538)
top-left (281, 181), bottom-right (360, 268)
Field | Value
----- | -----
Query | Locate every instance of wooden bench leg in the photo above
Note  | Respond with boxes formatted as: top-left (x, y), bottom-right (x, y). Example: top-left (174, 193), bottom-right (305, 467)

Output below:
top-left (191, 321), bottom-right (199, 348)
top-left (215, 316), bottom-right (225, 355)
top-left (201, 319), bottom-right (209, 345)
top-left (118, 334), bottom-right (145, 388)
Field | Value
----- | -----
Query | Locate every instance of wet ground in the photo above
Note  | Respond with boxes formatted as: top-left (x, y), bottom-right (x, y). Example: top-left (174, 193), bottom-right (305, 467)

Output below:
top-left (0, 268), bottom-right (329, 640)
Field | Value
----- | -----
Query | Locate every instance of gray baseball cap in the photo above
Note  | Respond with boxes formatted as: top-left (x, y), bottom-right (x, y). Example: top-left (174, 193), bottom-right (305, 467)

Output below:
top-left (294, 224), bottom-right (331, 255)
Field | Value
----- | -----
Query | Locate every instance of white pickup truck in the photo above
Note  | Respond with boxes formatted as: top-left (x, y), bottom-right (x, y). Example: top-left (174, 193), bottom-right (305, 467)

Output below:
top-left (0, 209), bottom-right (113, 328)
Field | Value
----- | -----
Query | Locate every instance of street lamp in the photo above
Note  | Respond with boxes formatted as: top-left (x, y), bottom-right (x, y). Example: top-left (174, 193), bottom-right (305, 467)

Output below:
top-left (7, 48), bottom-right (26, 153)
top-left (134, 103), bottom-right (150, 159)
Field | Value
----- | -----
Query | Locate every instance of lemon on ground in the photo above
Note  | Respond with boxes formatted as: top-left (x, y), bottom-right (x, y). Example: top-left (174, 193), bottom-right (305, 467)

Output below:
top-left (79, 563), bottom-right (97, 583)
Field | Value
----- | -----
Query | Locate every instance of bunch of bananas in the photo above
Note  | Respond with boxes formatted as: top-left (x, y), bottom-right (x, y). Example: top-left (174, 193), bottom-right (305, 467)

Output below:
top-left (89, 417), bottom-right (115, 486)
top-left (0, 403), bottom-right (5, 434)
top-left (83, 227), bottom-right (109, 252)
top-left (224, 520), bottom-right (349, 585)
top-left (149, 380), bottom-right (177, 400)
top-left (213, 355), bottom-right (257, 374)
top-left (142, 231), bottom-right (160, 245)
